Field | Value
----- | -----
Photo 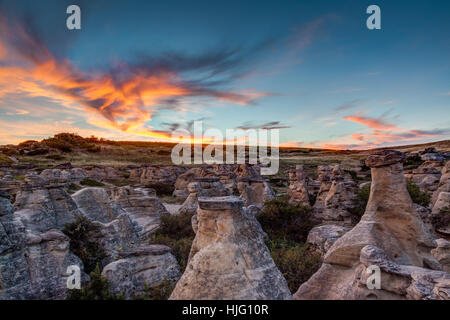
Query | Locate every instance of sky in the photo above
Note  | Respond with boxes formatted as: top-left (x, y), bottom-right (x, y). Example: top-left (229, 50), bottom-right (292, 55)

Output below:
top-left (0, 0), bottom-right (449, 149)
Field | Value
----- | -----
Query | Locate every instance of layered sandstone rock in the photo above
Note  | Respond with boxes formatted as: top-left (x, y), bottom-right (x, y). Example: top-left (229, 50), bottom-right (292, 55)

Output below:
top-left (287, 165), bottom-right (311, 206)
top-left (312, 165), bottom-right (357, 226)
top-left (136, 165), bottom-right (187, 186)
top-left (432, 161), bottom-right (450, 209)
top-left (178, 182), bottom-right (200, 216)
top-left (173, 164), bottom-right (262, 199)
top-left (39, 167), bottom-right (88, 186)
top-left (14, 173), bottom-right (80, 232)
top-left (405, 160), bottom-right (443, 196)
top-left (73, 186), bottom-right (169, 240)
top-left (170, 196), bottom-right (291, 300)
top-left (102, 245), bottom-right (181, 299)
top-left (295, 150), bottom-right (444, 300)
top-left (307, 225), bottom-right (350, 256)
top-left (1, 191), bottom-right (87, 299)
top-left (432, 239), bottom-right (450, 273)
top-left (237, 177), bottom-right (275, 208)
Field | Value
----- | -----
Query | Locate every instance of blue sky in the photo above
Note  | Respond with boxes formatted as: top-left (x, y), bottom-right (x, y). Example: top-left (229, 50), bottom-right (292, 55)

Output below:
top-left (0, 0), bottom-right (449, 148)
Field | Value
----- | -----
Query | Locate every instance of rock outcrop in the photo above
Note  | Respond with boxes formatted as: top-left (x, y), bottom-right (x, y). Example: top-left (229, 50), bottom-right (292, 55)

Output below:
top-left (432, 161), bottom-right (450, 209)
top-left (170, 196), bottom-right (291, 300)
top-left (14, 173), bottom-right (80, 233)
top-left (295, 150), bottom-right (444, 300)
top-left (287, 165), bottom-right (311, 206)
top-left (405, 160), bottom-right (443, 195)
top-left (312, 165), bottom-right (357, 226)
top-left (307, 224), bottom-right (350, 256)
top-left (1, 191), bottom-right (87, 299)
top-left (432, 239), bottom-right (450, 273)
top-left (102, 245), bottom-right (181, 299)
top-left (237, 177), bottom-right (275, 208)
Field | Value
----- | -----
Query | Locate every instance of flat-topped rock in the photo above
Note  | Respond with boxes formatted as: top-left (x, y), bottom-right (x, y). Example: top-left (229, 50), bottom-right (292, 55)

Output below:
top-left (198, 196), bottom-right (245, 210)
top-left (118, 245), bottom-right (172, 258)
top-left (365, 150), bottom-right (406, 168)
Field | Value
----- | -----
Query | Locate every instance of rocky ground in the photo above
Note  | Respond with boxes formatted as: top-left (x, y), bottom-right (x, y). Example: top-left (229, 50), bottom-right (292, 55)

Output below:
top-left (1, 133), bottom-right (450, 300)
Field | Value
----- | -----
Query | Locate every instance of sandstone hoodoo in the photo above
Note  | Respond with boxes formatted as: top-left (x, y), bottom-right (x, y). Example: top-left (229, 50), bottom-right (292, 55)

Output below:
top-left (294, 150), bottom-right (448, 300)
top-left (287, 165), bottom-right (311, 206)
top-left (169, 196), bottom-right (292, 300)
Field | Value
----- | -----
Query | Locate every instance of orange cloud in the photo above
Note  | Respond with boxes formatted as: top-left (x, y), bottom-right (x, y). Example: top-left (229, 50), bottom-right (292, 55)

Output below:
top-left (0, 17), bottom-right (269, 142)
top-left (343, 115), bottom-right (397, 130)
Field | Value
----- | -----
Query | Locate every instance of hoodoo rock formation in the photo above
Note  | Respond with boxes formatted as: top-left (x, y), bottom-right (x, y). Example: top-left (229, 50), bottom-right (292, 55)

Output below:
top-left (287, 165), bottom-right (311, 206)
top-left (170, 196), bottom-right (292, 300)
top-left (294, 150), bottom-right (448, 300)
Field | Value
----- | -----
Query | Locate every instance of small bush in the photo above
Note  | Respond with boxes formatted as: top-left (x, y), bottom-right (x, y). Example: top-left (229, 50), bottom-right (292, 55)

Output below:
top-left (146, 182), bottom-right (174, 196)
top-left (257, 196), bottom-right (316, 243)
top-left (344, 170), bottom-right (358, 181)
top-left (62, 215), bottom-right (107, 274)
top-left (13, 175), bottom-right (25, 181)
top-left (46, 154), bottom-right (66, 161)
top-left (266, 239), bottom-right (321, 292)
top-left (67, 183), bottom-right (82, 194)
top-left (407, 182), bottom-right (430, 207)
top-left (0, 154), bottom-right (13, 163)
top-left (149, 213), bottom-right (195, 272)
top-left (80, 178), bottom-right (105, 187)
top-left (66, 264), bottom-right (121, 300)
top-left (404, 154), bottom-right (424, 169)
top-left (132, 278), bottom-right (176, 300)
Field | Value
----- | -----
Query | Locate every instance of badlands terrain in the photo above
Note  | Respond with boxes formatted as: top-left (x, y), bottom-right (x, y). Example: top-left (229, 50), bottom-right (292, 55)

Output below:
top-left (1, 133), bottom-right (450, 300)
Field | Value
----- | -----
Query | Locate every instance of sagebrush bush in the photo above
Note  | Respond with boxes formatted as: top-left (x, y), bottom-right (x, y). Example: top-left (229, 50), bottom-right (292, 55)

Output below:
top-left (257, 196), bottom-right (316, 243)
top-left (146, 182), bottom-right (174, 196)
top-left (62, 215), bottom-right (107, 274)
top-left (407, 181), bottom-right (430, 207)
top-left (404, 154), bottom-right (424, 169)
top-left (266, 239), bottom-right (321, 292)
top-left (80, 178), bottom-right (105, 187)
top-left (149, 213), bottom-right (195, 273)
top-left (66, 264), bottom-right (121, 300)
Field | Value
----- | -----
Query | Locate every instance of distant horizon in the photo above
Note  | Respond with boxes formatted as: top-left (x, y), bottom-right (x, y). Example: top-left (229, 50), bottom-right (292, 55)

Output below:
top-left (2, 131), bottom-right (449, 152)
top-left (0, 1), bottom-right (449, 149)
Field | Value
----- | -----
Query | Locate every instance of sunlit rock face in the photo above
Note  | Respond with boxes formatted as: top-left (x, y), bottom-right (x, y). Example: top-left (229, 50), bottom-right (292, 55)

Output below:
top-left (170, 196), bottom-right (292, 300)
top-left (295, 150), bottom-right (448, 300)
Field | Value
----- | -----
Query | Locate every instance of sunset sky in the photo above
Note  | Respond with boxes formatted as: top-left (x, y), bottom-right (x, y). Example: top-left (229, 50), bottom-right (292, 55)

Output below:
top-left (0, 0), bottom-right (449, 149)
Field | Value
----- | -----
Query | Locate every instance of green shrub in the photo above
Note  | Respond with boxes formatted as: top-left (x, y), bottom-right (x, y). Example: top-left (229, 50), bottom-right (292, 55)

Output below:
top-left (66, 264), bottom-right (121, 300)
top-left (131, 278), bottom-right (176, 300)
top-left (348, 184), bottom-right (371, 223)
top-left (404, 154), bottom-right (424, 169)
top-left (257, 196), bottom-right (316, 243)
top-left (149, 213), bottom-right (195, 272)
top-left (67, 183), bottom-right (82, 194)
top-left (80, 178), bottom-right (105, 187)
top-left (46, 154), bottom-right (66, 161)
top-left (407, 182), bottom-right (430, 207)
top-left (62, 215), bottom-right (107, 274)
top-left (0, 154), bottom-right (13, 163)
top-left (146, 182), bottom-right (174, 196)
top-left (266, 239), bottom-right (321, 292)
top-left (344, 170), bottom-right (358, 181)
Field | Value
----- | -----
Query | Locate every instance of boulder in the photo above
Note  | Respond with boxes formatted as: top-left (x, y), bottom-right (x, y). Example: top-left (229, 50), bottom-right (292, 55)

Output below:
top-left (307, 225), bottom-right (351, 256)
top-left (170, 196), bottom-right (291, 300)
top-left (237, 177), bottom-right (275, 208)
top-left (14, 173), bottom-right (80, 232)
top-left (432, 239), bottom-right (450, 273)
top-left (101, 245), bottom-right (181, 299)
